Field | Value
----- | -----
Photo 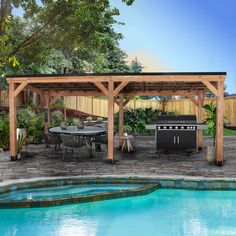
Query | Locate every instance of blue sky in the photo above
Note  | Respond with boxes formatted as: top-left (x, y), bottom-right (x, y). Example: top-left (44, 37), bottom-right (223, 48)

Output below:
top-left (111, 0), bottom-right (236, 94)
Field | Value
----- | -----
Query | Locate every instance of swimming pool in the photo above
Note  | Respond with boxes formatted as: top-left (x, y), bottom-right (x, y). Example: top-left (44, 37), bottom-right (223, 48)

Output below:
top-left (1, 188), bottom-right (236, 236)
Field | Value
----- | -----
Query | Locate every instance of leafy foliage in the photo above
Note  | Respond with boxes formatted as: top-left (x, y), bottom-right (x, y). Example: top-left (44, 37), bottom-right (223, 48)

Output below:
top-left (69, 118), bottom-right (81, 126)
top-left (51, 99), bottom-right (66, 109)
top-left (115, 108), bottom-right (175, 134)
top-left (0, 115), bottom-right (9, 149)
top-left (0, 0), bottom-right (136, 78)
top-left (203, 102), bottom-right (217, 146)
top-left (51, 110), bottom-right (64, 127)
top-left (17, 107), bottom-right (45, 143)
top-left (130, 57), bottom-right (143, 73)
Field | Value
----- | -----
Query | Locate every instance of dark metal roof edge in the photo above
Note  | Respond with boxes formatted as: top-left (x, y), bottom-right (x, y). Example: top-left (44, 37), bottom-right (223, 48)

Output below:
top-left (6, 72), bottom-right (227, 78)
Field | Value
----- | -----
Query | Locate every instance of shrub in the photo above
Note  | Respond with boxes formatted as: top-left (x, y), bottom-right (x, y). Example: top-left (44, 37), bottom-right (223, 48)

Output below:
top-left (51, 110), bottom-right (64, 127)
top-left (123, 125), bottom-right (132, 133)
top-left (115, 108), bottom-right (175, 134)
top-left (0, 115), bottom-right (9, 149)
top-left (51, 99), bottom-right (66, 109)
top-left (17, 107), bottom-right (44, 143)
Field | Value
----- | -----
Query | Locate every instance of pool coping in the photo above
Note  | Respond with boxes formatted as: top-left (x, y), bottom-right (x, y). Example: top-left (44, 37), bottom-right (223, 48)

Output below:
top-left (0, 178), bottom-right (160, 209)
top-left (2, 175), bottom-right (236, 187)
top-left (1, 175), bottom-right (236, 208)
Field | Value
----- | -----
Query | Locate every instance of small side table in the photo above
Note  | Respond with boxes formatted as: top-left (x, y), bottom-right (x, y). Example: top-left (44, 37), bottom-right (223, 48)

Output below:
top-left (121, 135), bottom-right (134, 152)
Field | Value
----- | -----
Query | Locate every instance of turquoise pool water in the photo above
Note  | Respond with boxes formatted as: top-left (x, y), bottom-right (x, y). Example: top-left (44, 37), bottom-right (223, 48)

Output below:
top-left (1, 188), bottom-right (236, 236)
top-left (0, 184), bottom-right (141, 200)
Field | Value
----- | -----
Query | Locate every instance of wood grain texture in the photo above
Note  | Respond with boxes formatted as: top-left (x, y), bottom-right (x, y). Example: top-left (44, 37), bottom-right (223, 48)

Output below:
top-left (216, 81), bottom-right (224, 165)
top-left (9, 83), bottom-right (17, 159)
top-left (107, 80), bottom-right (114, 161)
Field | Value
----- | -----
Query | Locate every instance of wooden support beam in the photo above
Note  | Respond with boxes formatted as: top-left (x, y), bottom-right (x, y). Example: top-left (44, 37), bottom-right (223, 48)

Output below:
top-left (107, 79), bottom-right (114, 162)
top-left (184, 91), bottom-right (198, 106)
top-left (50, 92), bottom-right (65, 106)
top-left (114, 81), bottom-right (129, 96)
top-left (9, 82), bottom-right (17, 160)
top-left (93, 82), bottom-right (108, 96)
top-left (118, 94), bottom-right (124, 148)
top-left (216, 81), bottom-right (224, 166)
top-left (44, 92), bottom-right (51, 133)
top-left (124, 97), bottom-right (133, 106)
top-left (202, 80), bottom-right (219, 96)
top-left (123, 90), bottom-right (199, 96)
top-left (114, 98), bottom-right (119, 106)
top-left (13, 81), bottom-right (28, 98)
top-left (51, 91), bottom-right (104, 97)
top-left (7, 74), bottom-right (223, 84)
top-left (197, 91), bottom-right (204, 150)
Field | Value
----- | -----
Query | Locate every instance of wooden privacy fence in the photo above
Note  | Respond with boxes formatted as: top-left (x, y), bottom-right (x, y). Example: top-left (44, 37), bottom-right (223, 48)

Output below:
top-left (1, 90), bottom-right (236, 125)
top-left (64, 96), bottom-right (236, 125)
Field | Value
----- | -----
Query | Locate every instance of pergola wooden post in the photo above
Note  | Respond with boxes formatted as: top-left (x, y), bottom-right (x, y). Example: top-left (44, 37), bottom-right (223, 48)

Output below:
top-left (9, 81), bottom-right (28, 160)
top-left (108, 79), bottom-right (114, 162)
top-left (9, 82), bottom-right (17, 160)
top-left (197, 90), bottom-right (204, 151)
top-left (44, 92), bottom-right (51, 133)
top-left (216, 81), bottom-right (224, 166)
top-left (118, 94), bottom-right (124, 149)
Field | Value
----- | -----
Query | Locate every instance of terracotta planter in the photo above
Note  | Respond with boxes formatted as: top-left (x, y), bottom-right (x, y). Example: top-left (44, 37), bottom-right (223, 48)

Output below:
top-left (207, 146), bottom-right (216, 164)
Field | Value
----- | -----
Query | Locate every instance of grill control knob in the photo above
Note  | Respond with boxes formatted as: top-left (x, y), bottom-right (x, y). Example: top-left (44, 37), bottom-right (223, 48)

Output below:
top-left (181, 126), bottom-right (184, 129)
top-left (164, 126), bottom-right (166, 129)
top-left (175, 126), bottom-right (178, 129)
top-left (158, 126), bottom-right (160, 130)
top-left (169, 126), bottom-right (172, 129)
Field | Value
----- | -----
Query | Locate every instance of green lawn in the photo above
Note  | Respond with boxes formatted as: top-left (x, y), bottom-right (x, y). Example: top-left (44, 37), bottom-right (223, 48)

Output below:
top-left (203, 128), bottom-right (236, 136)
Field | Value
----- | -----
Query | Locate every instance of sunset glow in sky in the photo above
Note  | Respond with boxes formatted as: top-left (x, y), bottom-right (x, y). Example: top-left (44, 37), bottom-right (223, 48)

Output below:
top-left (112, 0), bottom-right (236, 94)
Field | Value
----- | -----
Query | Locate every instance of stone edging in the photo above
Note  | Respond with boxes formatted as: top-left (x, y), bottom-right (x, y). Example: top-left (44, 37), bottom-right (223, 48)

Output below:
top-left (0, 178), bottom-right (160, 209)
top-left (1, 175), bottom-right (236, 208)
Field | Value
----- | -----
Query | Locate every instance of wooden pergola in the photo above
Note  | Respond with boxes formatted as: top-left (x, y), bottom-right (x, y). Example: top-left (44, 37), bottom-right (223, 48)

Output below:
top-left (7, 72), bottom-right (226, 165)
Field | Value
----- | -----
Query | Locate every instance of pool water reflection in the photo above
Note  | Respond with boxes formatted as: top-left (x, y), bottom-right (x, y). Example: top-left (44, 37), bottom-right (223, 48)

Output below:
top-left (1, 189), bottom-right (236, 236)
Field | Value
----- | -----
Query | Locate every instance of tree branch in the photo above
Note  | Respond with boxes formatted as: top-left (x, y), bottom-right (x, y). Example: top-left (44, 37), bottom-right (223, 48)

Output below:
top-left (9, 12), bottom-right (60, 57)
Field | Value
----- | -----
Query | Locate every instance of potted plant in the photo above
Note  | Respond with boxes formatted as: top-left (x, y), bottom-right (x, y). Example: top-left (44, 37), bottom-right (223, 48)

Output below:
top-left (203, 102), bottom-right (217, 164)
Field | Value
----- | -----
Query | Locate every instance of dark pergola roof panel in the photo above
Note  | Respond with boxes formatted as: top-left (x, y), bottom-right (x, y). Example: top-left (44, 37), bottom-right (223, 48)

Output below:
top-left (7, 72), bottom-right (225, 96)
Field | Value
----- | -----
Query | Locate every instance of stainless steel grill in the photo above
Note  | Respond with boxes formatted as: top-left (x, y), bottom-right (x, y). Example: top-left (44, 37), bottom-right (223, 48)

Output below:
top-left (145, 115), bottom-right (207, 151)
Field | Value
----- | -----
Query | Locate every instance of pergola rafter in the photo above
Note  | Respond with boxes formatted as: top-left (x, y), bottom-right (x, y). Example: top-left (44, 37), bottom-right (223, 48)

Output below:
top-left (7, 72), bottom-right (226, 165)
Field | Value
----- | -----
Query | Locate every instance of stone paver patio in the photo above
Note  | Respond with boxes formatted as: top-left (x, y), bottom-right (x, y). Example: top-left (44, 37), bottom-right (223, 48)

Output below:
top-left (0, 136), bottom-right (236, 181)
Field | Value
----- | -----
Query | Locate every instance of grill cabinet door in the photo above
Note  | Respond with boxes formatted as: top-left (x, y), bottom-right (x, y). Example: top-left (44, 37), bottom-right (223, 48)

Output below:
top-left (156, 130), bottom-right (177, 149)
top-left (176, 130), bottom-right (196, 149)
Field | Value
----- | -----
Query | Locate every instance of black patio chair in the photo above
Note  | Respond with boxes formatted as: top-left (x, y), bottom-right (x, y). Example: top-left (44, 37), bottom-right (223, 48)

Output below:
top-left (43, 133), bottom-right (62, 158)
top-left (60, 134), bottom-right (88, 161)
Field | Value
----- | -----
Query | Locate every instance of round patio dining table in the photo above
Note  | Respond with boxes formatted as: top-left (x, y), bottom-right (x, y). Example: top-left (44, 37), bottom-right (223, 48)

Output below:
top-left (49, 126), bottom-right (106, 158)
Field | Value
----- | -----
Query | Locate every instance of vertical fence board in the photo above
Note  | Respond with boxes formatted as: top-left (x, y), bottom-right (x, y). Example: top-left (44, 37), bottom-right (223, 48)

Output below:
top-left (1, 91), bottom-right (236, 125)
top-left (64, 96), bottom-right (236, 125)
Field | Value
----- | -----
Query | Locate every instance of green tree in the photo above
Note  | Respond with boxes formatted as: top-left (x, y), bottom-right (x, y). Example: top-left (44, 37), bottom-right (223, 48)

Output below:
top-left (0, 0), bottom-right (134, 69)
top-left (130, 57), bottom-right (143, 73)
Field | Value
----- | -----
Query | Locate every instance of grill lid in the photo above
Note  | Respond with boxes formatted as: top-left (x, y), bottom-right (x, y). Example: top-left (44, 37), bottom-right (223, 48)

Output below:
top-left (156, 115), bottom-right (197, 124)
